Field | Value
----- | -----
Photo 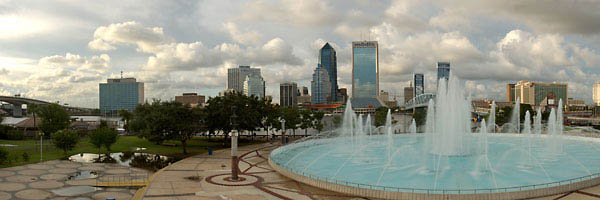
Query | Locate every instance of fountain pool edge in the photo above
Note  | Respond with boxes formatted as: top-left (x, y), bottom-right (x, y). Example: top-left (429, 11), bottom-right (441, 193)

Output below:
top-left (268, 135), bottom-right (600, 200)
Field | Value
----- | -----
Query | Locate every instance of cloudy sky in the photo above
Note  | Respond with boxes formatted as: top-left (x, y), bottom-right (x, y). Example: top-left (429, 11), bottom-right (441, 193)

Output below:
top-left (1, 0), bottom-right (600, 108)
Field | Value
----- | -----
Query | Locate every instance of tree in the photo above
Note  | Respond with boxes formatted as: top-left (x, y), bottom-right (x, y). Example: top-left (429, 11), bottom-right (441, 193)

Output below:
top-left (90, 127), bottom-right (119, 152)
top-left (374, 107), bottom-right (389, 127)
top-left (37, 104), bottom-right (70, 136)
top-left (332, 115), bottom-right (341, 128)
top-left (27, 104), bottom-right (39, 130)
top-left (312, 111), bottom-right (325, 133)
top-left (413, 109), bottom-right (427, 127)
top-left (281, 106), bottom-right (301, 136)
top-left (52, 130), bottom-right (79, 155)
top-left (118, 110), bottom-right (133, 133)
top-left (300, 109), bottom-right (313, 136)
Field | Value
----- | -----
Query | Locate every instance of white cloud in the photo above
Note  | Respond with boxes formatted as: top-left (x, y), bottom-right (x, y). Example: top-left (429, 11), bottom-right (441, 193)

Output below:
top-left (39, 53), bottom-right (111, 73)
top-left (222, 22), bottom-right (263, 45)
top-left (88, 21), bottom-right (172, 52)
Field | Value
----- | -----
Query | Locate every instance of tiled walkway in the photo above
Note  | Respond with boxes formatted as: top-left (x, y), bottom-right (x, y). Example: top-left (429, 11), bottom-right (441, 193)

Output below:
top-left (141, 143), bottom-right (600, 200)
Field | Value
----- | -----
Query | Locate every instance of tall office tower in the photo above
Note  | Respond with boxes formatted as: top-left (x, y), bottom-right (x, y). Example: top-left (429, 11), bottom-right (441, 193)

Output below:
top-left (506, 84), bottom-right (516, 102)
top-left (437, 62), bottom-right (450, 86)
top-left (514, 81), bottom-right (568, 106)
top-left (319, 43), bottom-right (338, 102)
top-left (243, 74), bottom-right (265, 98)
top-left (414, 73), bottom-right (424, 97)
top-left (404, 86), bottom-right (414, 103)
top-left (280, 82), bottom-right (298, 107)
top-left (311, 66), bottom-right (332, 104)
top-left (352, 41), bottom-right (378, 99)
top-left (227, 66), bottom-right (261, 93)
top-left (99, 77), bottom-right (144, 114)
top-left (594, 83), bottom-right (600, 106)
top-left (351, 41), bottom-right (383, 109)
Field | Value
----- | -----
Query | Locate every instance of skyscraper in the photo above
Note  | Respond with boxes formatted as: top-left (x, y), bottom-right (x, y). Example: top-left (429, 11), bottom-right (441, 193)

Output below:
top-left (351, 41), bottom-right (382, 108)
top-left (227, 66), bottom-right (261, 93)
top-left (506, 84), bottom-right (516, 102)
top-left (99, 77), bottom-right (144, 114)
top-left (243, 74), bottom-right (265, 98)
top-left (414, 73), bottom-right (424, 97)
top-left (311, 66), bottom-right (331, 104)
top-left (437, 62), bottom-right (450, 85)
top-left (302, 86), bottom-right (309, 96)
top-left (280, 82), bottom-right (298, 107)
top-left (404, 86), bottom-right (414, 103)
top-left (319, 43), bottom-right (337, 102)
top-left (594, 83), bottom-right (600, 106)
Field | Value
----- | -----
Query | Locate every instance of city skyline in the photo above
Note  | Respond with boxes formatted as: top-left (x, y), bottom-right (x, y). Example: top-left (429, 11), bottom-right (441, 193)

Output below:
top-left (2, 1), bottom-right (600, 107)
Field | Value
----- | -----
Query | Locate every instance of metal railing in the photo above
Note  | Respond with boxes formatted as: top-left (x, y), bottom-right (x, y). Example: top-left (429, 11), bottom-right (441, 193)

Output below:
top-left (95, 173), bottom-right (150, 187)
top-left (272, 153), bottom-right (600, 195)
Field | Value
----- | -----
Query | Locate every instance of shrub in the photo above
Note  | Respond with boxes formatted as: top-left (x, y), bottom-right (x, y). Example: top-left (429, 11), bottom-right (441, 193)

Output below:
top-left (0, 147), bottom-right (8, 164)
top-left (22, 152), bottom-right (30, 162)
top-left (52, 129), bottom-right (79, 155)
top-left (7, 130), bottom-right (25, 140)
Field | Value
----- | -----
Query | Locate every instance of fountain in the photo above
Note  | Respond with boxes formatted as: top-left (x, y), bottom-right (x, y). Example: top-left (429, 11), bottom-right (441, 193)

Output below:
top-left (269, 75), bottom-right (600, 200)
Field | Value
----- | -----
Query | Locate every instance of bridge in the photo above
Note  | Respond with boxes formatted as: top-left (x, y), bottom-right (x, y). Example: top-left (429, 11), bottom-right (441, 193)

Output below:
top-left (0, 95), bottom-right (97, 117)
top-left (404, 93), bottom-right (436, 110)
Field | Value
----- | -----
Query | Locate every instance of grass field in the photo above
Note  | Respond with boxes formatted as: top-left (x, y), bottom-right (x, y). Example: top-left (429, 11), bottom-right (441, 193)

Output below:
top-left (0, 136), bottom-right (265, 168)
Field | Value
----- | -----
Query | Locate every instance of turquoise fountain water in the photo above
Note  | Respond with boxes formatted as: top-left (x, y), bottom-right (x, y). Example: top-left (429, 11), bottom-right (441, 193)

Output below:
top-left (270, 76), bottom-right (600, 193)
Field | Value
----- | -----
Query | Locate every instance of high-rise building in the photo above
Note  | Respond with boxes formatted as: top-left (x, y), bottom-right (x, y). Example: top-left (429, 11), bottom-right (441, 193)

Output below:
top-left (414, 73), bottom-right (424, 96)
top-left (280, 82), bottom-right (298, 107)
top-left (404, 87), bottom-right (414, 103)
top-left (311, 66), bottom-right (332, 104)
top-left (243, 74), bottom-right (265, 98)
top-left (175, 93), bottom-right (205, 107)
top-left (352, 41), bottom-right (378, 99)
top-left (319, 43), bottom-right (338, 102)
top-left (506, 84), bottom-right (516, 102)
top-left (514, 81), bottom-right (567, 106)
top-left (227, 66), bottom-right (261, 93)
top-left (437, 62), bottom-right (450, 85)
top-left (302, 86), bottom-right (309, 96)
top-left (351, 41), bottom-right (383, 108)
top-left (337, 88), bottom-right (348, 103)
top-left (594, 83), bottom-right (600, 106)
top-left (99, 77), bottom-right (144, 114)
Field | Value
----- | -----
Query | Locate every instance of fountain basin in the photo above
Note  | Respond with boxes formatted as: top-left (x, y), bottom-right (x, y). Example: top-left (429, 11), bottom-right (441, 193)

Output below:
top-left (270, 134), bottom-right (600, 199)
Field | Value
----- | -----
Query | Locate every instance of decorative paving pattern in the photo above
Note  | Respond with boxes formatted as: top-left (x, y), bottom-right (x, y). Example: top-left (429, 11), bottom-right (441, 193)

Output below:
top-left (0, 160), bottom-right (142, 199)
top-left (140, 142), bottom-right (600, 200)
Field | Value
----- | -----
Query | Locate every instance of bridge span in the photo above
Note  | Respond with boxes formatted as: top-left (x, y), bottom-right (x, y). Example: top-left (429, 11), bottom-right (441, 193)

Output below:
top-left (0, 95), bottom-right (96, 117)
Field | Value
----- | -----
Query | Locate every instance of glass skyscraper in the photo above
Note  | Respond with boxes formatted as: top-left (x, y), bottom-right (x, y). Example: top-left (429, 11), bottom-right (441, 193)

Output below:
top-left (311, 66), bottom-right (331, 104)
top-left (280, 82), bottom-right (298, 107)
top-left (99, 78), bottom-right (144, 114)
top-left (352, 41), bottom-right (378, 99)
top-left (414, 73), bottom-right (424, 97)
top-left (319, 43), bottom-right (337, 102)
top-left (243, 74), bottom-right (265, 98)
top-left (437, 62), bottom-right (450, 85)
top-left (227, 66), bottom-right (261, 93)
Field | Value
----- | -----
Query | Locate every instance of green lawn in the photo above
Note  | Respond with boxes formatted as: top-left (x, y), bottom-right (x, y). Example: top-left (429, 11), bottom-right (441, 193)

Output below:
top-left (0, 136), bottom-right (265, 168)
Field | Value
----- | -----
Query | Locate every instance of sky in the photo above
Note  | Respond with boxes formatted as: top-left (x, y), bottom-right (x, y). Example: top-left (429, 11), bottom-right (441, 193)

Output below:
top-left (1, 0), bottom-right (600, 108)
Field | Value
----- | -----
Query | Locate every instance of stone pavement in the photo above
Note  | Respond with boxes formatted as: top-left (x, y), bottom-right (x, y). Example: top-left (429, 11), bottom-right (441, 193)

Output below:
top-left (141, 142), bottom-right (600, 200)
top-left (0, 160), bottom-right (143, 200)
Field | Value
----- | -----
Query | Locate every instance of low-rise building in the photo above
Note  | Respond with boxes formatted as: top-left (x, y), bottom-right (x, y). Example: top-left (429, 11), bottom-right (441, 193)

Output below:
top-left (175, 93), bottom-right (205, 107)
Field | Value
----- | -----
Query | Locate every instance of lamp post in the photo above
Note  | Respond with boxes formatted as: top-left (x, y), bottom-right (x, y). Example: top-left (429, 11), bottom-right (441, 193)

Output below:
top-left (230, 106), bottom-right (239, 180)
top-left (280, 116), bottom-right (286, 144)
top-left (39, 132), bottom-right (43, 163)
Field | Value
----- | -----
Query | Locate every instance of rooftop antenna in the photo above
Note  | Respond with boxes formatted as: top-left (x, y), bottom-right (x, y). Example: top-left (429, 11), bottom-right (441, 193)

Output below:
top-left (120, 71), bottom-right (123, 79)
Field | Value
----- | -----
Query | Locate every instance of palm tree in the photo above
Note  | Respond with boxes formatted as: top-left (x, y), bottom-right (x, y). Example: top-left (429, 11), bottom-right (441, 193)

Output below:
top-left (118, 110), bottom-right (133, 133)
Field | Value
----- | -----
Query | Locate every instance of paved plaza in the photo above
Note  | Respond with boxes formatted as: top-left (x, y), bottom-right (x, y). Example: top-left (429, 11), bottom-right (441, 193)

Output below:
top-left (139, 143), bottom-right (600, 200)
top-left (0, 160), bottom-right (144, 200)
